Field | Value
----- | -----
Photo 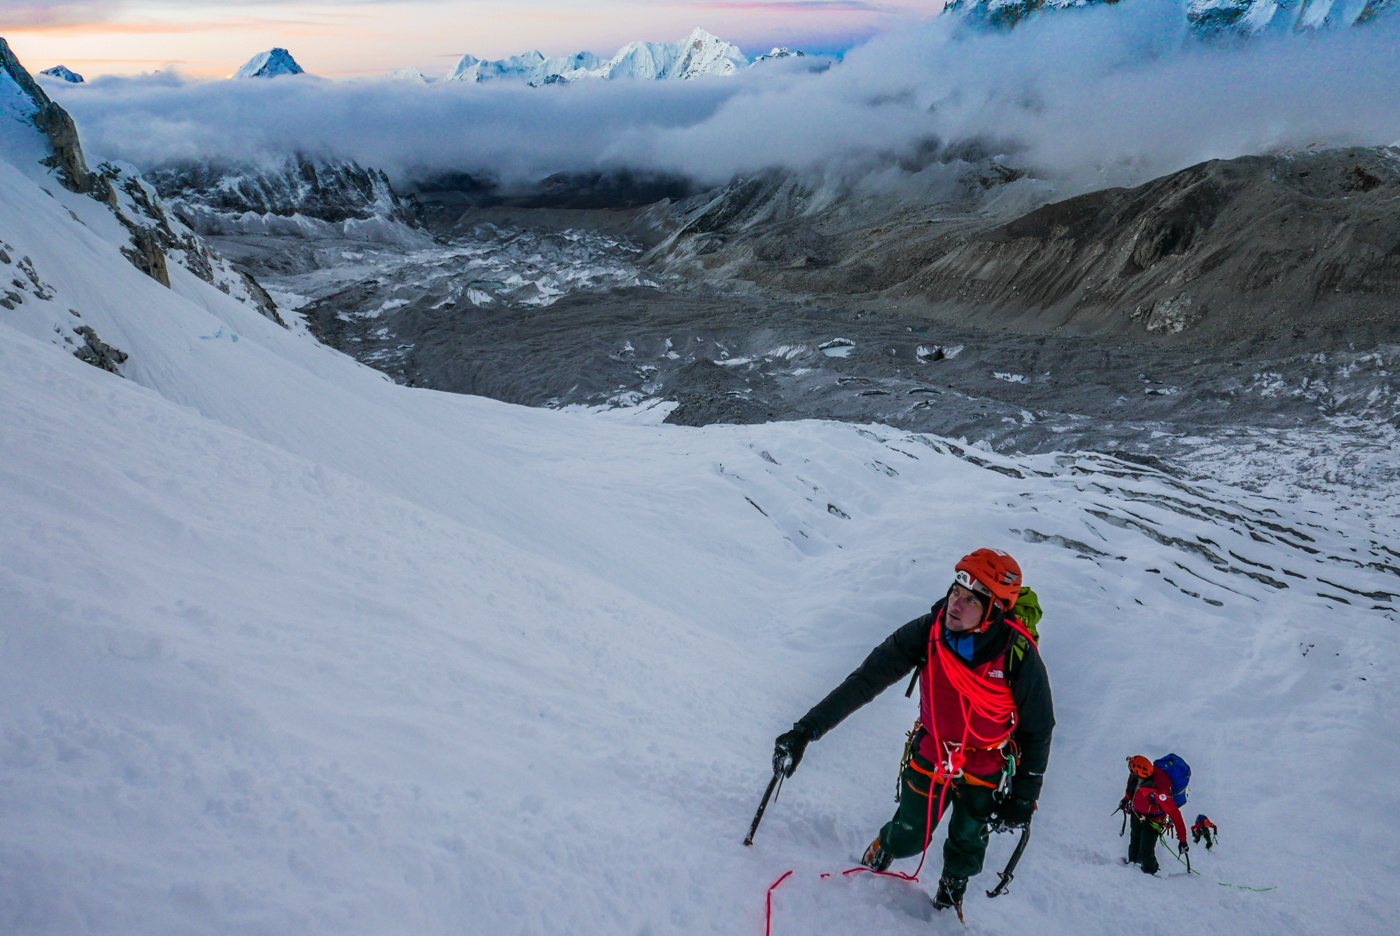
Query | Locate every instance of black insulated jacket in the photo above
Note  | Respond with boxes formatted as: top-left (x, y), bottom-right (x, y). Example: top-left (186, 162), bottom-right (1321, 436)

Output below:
top-left (797, 599), bottom-right (1055, 801)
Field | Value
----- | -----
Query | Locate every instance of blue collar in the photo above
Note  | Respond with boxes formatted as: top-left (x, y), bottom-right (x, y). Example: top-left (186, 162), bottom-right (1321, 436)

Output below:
top-left (948, 631), bottom-right (976, 661)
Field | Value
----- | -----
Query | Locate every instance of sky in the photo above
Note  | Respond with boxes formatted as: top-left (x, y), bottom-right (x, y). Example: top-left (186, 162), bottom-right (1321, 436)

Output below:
top-left (1, 0), bottom-right (926, 77)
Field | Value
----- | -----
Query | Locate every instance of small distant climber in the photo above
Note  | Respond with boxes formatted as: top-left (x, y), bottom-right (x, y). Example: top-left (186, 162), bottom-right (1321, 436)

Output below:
top-left (1191, 815), bottom-right (1218, 850)
top-left (771, 549), bottom-right (1054, 919)
top-left (1121, 755), bottom-right (1188, 874)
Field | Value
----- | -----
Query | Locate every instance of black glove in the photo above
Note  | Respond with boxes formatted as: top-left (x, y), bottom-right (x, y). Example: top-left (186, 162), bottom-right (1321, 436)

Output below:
top-left (773, 723), bottom-right (815, 777)
top-left (995, 796), bottom-right (1036, 828)
top-left (1118, 797), bottom-right (1130, 812)
top-left (1178, 840), bottom-right (1190, 856)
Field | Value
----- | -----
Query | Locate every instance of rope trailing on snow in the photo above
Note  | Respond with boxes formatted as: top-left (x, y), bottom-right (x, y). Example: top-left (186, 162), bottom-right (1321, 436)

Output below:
top-left (761, 613), bottom-right (1039, 931)
top-left (763, 870), bottom-right (793, 936)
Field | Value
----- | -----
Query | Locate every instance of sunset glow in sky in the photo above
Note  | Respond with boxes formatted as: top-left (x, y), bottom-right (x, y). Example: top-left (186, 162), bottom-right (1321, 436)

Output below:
top-left (2, 0), bottom-right (934, 78)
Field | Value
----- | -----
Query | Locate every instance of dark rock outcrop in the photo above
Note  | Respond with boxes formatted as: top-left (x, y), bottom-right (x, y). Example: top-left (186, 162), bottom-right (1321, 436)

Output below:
top-left (72, 326), bottom-right (129, 374)
top-left (121, 228), bottom-right (171, 287)
top-left (3, 39), bottom-right (284, 322)
top-left (1, 37), bottom-right (92, 193)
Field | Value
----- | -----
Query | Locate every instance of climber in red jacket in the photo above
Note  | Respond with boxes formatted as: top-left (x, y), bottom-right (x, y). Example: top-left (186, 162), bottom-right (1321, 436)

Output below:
top-left (1122, 755), bottom-right (1187, 874)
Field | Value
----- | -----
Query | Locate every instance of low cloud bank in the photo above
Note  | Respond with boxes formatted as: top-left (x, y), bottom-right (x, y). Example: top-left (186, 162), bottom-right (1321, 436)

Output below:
top-left (46, 2), bottom-right (1400, 196)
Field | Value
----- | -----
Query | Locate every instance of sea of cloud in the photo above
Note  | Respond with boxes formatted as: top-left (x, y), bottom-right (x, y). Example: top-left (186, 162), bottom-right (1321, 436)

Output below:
top-left (43, 1), bottom-right (1400, 195)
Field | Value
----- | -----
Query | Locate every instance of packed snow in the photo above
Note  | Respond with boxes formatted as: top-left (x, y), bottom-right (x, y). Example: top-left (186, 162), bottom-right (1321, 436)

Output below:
top-left (3, 86), bottom-right (1399, 936)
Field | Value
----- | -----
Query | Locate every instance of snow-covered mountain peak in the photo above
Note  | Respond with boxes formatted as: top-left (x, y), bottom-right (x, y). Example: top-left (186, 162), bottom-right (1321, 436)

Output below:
top-left (39, 65), bottom-right (83, 83)
top-left (442, 28), bottom-right (749, 86)
top-left (945, 0), bottom-right (1396, 34)
top-left (234, 48), bottom-right (305, 79)
top-left (384, 66), bottom-right (429, 83)
top-left (607, 27), bottom-right (748, 80)
top-left (755, 47), bottom-right (806, 61)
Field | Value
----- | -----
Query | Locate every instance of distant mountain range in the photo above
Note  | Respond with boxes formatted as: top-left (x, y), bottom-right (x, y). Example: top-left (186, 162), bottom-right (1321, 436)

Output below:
top-left (233, 30), bottom-right (813, 86)
top-left (946, 0), bottom-right (1397, 34)
top-left (223, 0), bottom-right (1399, 91)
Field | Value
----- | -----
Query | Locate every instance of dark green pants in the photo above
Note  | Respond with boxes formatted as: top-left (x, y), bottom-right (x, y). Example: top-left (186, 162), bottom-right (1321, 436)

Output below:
top-left (878, 750), bottom-right (1000, 879)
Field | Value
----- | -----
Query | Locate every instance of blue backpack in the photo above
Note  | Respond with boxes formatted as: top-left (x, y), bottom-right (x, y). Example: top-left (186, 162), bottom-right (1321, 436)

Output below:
top-left (1153, 754), bottom-right (1191, 807)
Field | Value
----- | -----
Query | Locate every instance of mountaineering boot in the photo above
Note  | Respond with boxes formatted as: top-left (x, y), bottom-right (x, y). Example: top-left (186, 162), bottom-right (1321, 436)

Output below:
top-left (859, 836), bottom-right (893, 872)
top-left (932, 870), bottom-right (968, 923)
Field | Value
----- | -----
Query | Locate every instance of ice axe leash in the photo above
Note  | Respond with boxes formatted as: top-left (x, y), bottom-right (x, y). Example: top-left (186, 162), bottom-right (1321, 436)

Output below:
top-left (986, 819), bottom-right (1032, 898)
top-left (743, 756), bottom-right (789, 846)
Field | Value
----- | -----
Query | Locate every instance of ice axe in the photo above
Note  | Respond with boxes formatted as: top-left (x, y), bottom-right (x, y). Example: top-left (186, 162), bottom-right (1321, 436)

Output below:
top-left (986, 820), bottom-right (1031, 898)
top-left (743, 754), bottom-right (791, 846)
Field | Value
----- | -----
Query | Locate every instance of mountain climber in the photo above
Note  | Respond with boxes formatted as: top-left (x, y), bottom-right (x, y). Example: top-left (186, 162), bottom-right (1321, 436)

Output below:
top-left (1121, 755), bottom-right (1189, 874)
top-left (1191, 814), bottom-right (1218, 850)
top-left (772, 548), bottom-right (1054, 918)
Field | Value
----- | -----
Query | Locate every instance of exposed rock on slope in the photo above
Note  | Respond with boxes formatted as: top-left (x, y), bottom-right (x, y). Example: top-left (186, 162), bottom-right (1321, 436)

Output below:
top-left (1, 38), bottom-right (90, 194)
top-left (650, 148), bottom-right (1400, 348)
top-left (1, 37), bottom-right (283, 323)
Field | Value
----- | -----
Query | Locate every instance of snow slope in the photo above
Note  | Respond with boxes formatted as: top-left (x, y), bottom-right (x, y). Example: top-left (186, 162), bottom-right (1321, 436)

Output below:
top-left (2, 127), bottom-right (1399, 936)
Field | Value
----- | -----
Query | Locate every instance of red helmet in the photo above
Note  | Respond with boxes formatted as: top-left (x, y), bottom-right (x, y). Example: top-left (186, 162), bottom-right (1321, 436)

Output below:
top-left (954, 548), bottom-right (1022, 611)
top-left (1128, 755), bottom-right (1154, 779)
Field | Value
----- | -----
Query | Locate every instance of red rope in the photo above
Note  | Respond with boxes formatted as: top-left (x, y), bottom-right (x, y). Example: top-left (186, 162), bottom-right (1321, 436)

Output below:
top-left (764, 870), bottom-right (793, 936)
top-left (762, 615), bottom-right (1034, 932)
top-left (932, 617), bottom-right (1017, 747)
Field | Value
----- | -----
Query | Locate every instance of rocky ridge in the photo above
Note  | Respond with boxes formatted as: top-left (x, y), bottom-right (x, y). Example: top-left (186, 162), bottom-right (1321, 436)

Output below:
top-left (1, 38), bottom-right (283, 326)
top-left (146, 155), bottom-right (424, 236)
top-left (645, 148), bottom-right (1400, 349)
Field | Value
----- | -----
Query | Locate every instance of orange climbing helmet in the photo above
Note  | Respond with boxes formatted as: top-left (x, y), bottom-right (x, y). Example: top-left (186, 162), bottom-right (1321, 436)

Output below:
top-left (1128, 755), bottom-right (1154, 779)
top-left (954, 548), bottom-right (1022, 611)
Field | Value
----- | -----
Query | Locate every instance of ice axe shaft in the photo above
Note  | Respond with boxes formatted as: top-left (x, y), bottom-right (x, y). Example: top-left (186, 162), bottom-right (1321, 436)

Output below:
top-left (986, 822), bottom-right (1031, 898)
top-left (743, 766), bottom-right (785, 846)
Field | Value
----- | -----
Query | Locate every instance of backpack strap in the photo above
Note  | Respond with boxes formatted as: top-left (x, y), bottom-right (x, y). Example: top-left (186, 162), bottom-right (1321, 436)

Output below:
top-left (1005, 618), bottom-right (1036, 676)
top-left (904, 664), bottom-right (923, 698)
